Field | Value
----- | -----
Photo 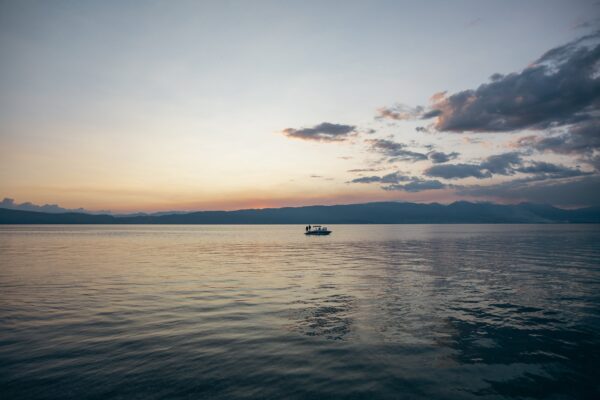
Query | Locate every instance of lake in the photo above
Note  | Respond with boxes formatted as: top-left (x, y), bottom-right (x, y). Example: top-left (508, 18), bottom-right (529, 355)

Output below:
top-left (1, 225), bottom-right (599, 399)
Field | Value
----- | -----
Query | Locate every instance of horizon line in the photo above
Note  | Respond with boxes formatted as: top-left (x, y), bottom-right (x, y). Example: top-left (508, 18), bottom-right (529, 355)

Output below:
top-left (0, 198), bottom-right (594, 217)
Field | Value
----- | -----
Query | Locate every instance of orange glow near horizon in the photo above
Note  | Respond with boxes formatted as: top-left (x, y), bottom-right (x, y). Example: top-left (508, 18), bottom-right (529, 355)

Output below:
top-left (2, 186), bottom-right (472, 213)
top-left (1, 2), bottom-right (596, 211)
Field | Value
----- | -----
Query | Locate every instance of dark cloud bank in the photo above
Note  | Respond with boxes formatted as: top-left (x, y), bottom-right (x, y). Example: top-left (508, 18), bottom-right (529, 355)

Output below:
top-left (379, 31), bottom-right (600, 135)
top-left (458, 175), bottom-right (600, 208)
top-left (424, 152), bottom-right (588, 180)
top-left (368, 32), bottom-right (600, 205)
top-left (283, 32), bottom-right (600, 206)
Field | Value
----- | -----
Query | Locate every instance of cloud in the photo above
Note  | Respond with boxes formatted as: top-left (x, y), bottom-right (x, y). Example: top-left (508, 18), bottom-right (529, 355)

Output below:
top-left (428, 151), bottom-right (459, 164)
top-left (422, 109), bottom-right (443, 119)
top-left (376, 104), bottom-right (425, 121)
top-left (282, 122), bottom-right (356, 142)
top-left (571, 18), bottom-right (600, 30)
top-left (348, 172), bottom-right (446, 192)
top-left (424, 151), bottom-right (591, 182)
top-left (426, 32), bottom-right (600, 133)
top-left (382, 179), bottom-right (446, 192)
top-left (514, 161), bottom-right (590, 178)
top-left (349, 171), bottom-right (410, 184)
top-left (586, 154), bottom-right (600, 171)
top-left (366, 138), bottom-right (428, 162)
top-left (310, 174), bottom-right (335, 181)
top-left (515, 118), bottom-right (600, 160)
top-left (424, 152), bottom-right (523, 179)
top-left (350, 176), bottom-right (384, 184)
top-left (425, 163), bottom-right (492, 179)
top-left (457, 175), bottom-right (600, 207)
top-left (479, 152), bottom-right (523, 175)
top-left (377, 32), bottom-right (600, 134)
top-left (347, 168), bottom-right (382, 173)
top-left (279, 33), bottom-right (600, 206)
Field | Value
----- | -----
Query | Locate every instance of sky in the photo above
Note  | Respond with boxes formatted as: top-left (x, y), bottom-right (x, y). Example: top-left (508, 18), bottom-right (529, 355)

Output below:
top-left (1, 0), bottom-right (599, 212)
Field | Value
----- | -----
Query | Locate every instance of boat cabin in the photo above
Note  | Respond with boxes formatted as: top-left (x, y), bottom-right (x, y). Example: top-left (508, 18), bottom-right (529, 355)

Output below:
top-left (304, 225), bottom-right (332, 235)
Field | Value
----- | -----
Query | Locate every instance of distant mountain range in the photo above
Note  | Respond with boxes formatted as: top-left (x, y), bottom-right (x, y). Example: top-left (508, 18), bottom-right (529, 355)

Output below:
top-left (1, 201), bottom-right (599, 224)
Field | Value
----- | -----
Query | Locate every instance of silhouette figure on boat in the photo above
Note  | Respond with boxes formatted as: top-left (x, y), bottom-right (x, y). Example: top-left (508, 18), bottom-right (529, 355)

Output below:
top-left (304, 225), bottom-right (331, 235)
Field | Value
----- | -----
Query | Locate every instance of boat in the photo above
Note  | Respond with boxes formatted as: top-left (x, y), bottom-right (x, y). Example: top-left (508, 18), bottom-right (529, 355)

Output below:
top-left (304, 225), bottom-right (331, 235)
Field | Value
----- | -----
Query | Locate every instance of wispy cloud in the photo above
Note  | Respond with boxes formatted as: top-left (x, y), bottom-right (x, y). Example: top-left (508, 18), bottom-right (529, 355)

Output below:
top-left (366, 138), bottom-right (428, 162)
top-left (457, 175), bottom-right (600, 207)
top-left (282, 122), bottom-right (356, 142)
top-left (347, 168), bottom-right (382, 173)
top-left (348, 172), bottom-right (446, 192)
top-left (571, 16), bottom-right (600, 30)
top-left (424, 152), bottom-right (522, 179)
top-left (382, 179), bottom-right (446, 192)
top-left (514, 119), bottom-right (600, 168)
top-left (428, 151), bottom-right (460, 164)
top-left (349, 171), bottom-right (410, 184)
top-left (424, 152), bottom-right (589, 181)
top-left (425, 163), bottom-right (492, 179)
top-left (375, 104), bottom-right (425, 121)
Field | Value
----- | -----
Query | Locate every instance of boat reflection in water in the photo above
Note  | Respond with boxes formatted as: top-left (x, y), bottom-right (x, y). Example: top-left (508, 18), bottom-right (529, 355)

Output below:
top-left (304, 225), bottom-right (331, 235)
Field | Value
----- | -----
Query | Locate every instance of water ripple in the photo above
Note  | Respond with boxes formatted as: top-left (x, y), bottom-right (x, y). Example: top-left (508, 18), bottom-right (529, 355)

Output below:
top-left (1, 224), bottom-right (599, 399)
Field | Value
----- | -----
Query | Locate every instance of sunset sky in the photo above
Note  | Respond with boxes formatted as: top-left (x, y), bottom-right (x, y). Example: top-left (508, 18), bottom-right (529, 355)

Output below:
top-left (1, 0), bottom-right (599, 212)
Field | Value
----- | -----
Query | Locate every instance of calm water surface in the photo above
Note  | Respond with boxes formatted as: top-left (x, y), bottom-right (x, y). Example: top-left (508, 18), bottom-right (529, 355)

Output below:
top-left (1, 225), bottom-right (599, 399)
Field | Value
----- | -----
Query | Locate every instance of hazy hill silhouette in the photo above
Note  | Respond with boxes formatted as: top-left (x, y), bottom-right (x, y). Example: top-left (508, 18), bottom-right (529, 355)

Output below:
top-left (1, 202), bottom-right (599, 224)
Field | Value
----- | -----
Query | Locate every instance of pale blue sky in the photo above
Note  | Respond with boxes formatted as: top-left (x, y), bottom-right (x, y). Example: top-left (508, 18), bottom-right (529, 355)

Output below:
top-left (1, 0), bottom-right (598, 211)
